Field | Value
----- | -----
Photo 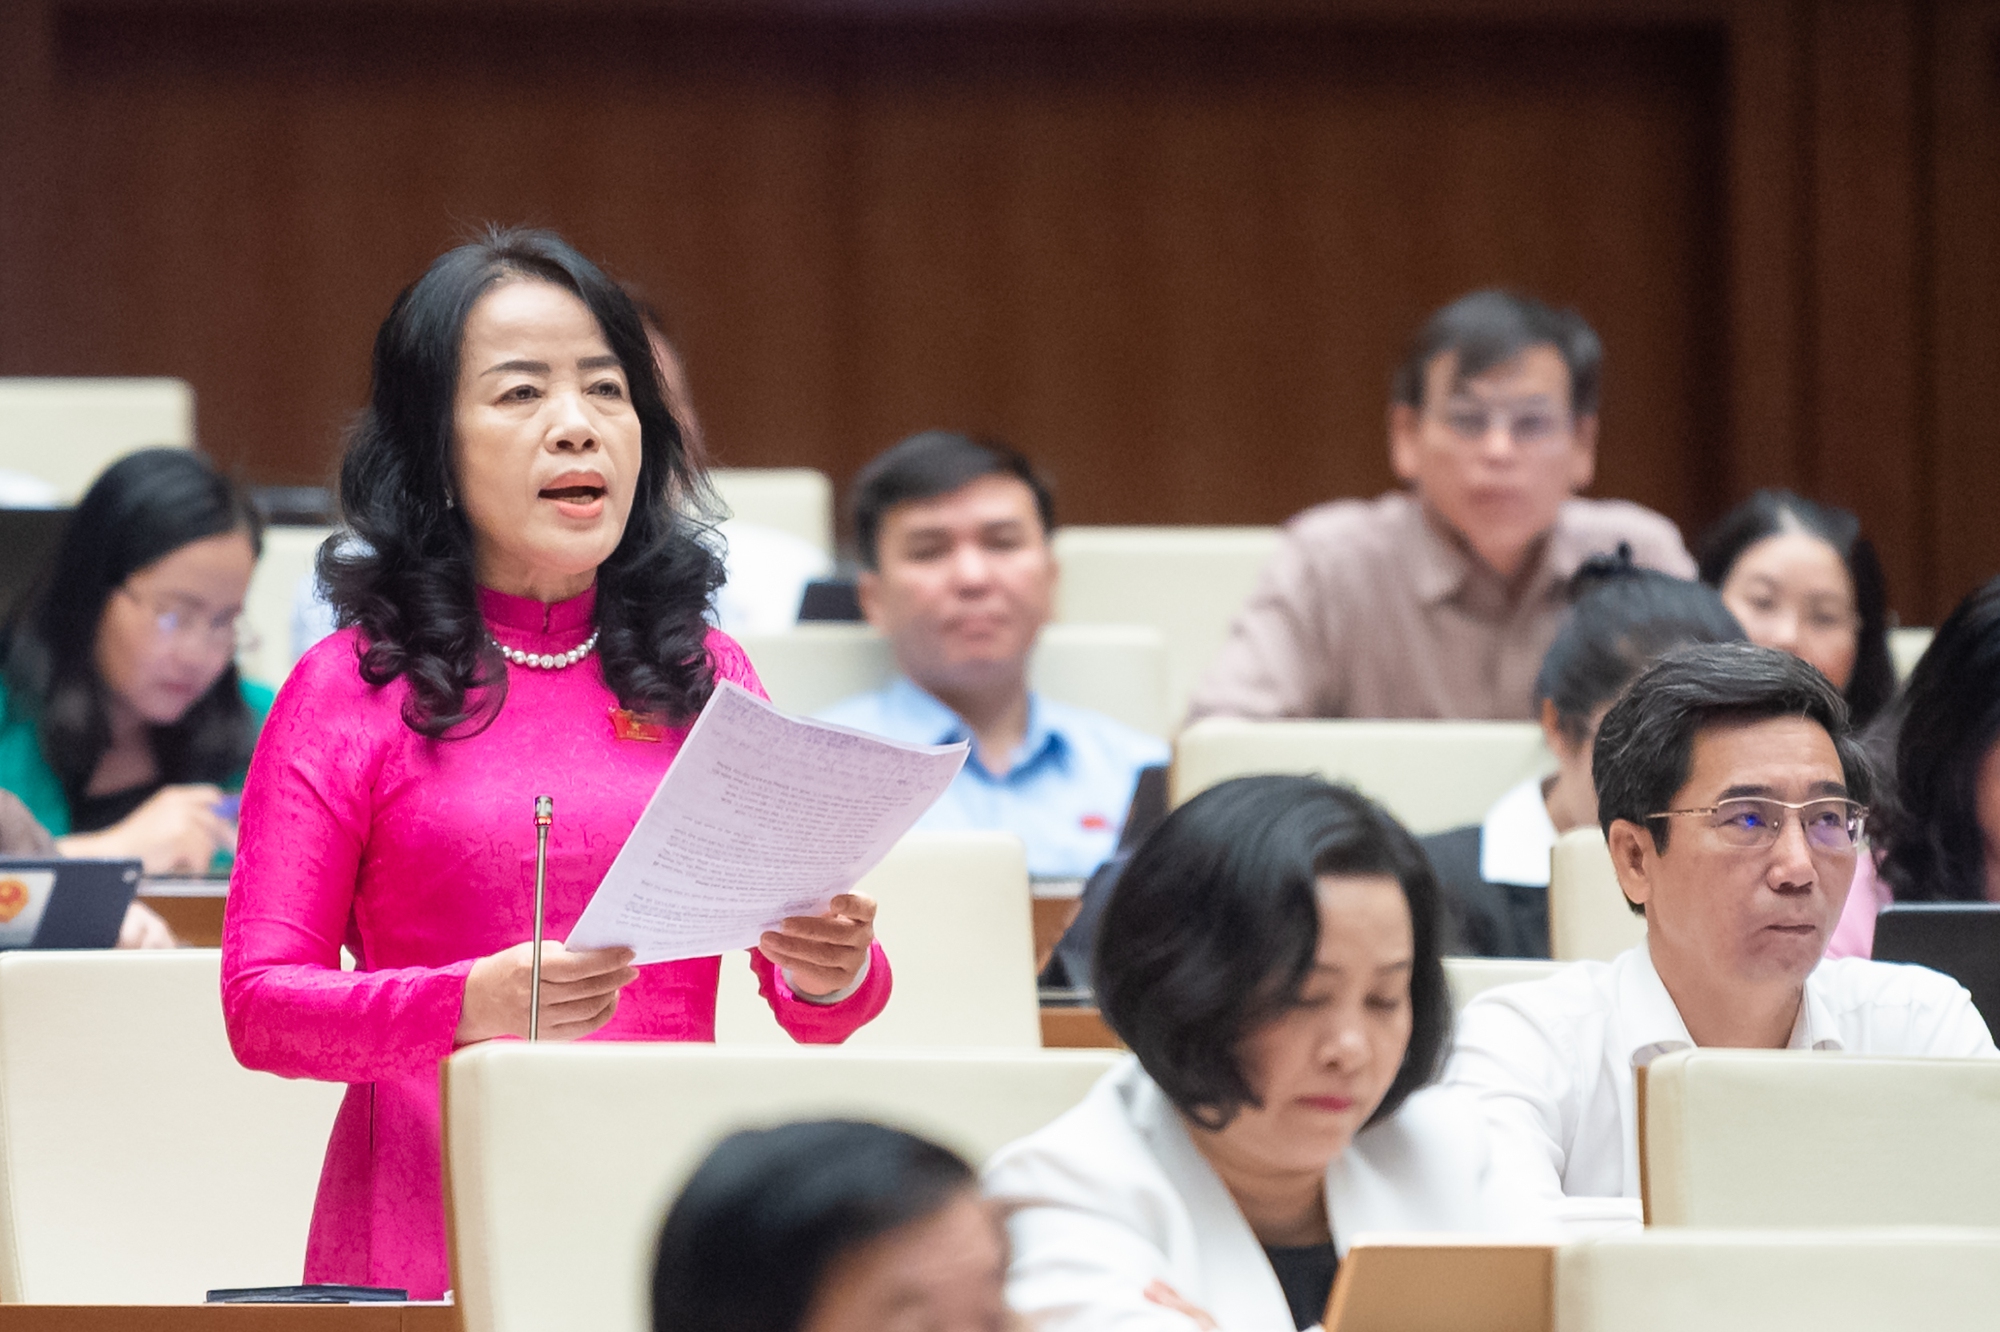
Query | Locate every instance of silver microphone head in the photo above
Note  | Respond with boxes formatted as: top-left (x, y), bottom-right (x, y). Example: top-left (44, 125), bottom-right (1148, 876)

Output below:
top-left (535, 794), bottom-right (553, 826)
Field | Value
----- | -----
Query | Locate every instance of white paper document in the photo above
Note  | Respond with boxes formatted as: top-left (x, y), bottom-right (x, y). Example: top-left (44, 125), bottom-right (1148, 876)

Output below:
top-left (566, 681), bottom-right (970, 964)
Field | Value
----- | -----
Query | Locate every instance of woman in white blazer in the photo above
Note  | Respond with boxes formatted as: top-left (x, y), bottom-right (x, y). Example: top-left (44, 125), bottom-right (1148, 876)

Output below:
top-left (986, 775), bottom-right (1510, 1332)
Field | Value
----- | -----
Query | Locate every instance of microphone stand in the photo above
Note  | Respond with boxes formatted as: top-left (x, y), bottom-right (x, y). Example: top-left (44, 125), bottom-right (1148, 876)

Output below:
top-left (529, 795), bottom-right (553, 1042)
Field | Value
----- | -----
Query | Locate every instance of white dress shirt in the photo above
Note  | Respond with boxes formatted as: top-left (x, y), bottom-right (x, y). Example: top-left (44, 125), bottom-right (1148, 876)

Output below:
top-left (984, 1056), bottom-right (1520, 1332)
top-left (1478, 773), bottom-right (1560, 888)
top-left (1443, 941), bottom-right (1998, 1233)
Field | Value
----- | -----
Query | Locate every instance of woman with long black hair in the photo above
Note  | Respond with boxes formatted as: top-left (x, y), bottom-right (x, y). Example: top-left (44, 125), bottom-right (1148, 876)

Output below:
top-left (0, 447), bottom-right (267, 896)
top-left (222, 228), bottom-right (890, 1298)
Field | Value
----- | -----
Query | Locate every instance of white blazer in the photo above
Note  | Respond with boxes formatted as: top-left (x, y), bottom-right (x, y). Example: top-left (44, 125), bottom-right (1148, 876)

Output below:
top-left (984, 1056), bottom-right (1510, 1332)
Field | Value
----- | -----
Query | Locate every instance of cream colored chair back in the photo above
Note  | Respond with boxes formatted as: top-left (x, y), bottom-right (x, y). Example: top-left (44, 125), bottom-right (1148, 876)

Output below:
top-left (1557, 1228), bottom-right (2000, 1331)
top-left (1171, 718), bottom-right (1548, 834)
top-left (1443, 957), bottom-right (1567, 1012)
top-left (1890, 626), bottom-right (1934, 683)
top-left (1547, 827), bottom-right (1646, 962)
top-left (237, 524), bottom-right (336, 687)
top-left (710, 466), bottom-right (834, 555)
top-left (736, 623), bottom-right (1170, 737)
top-left (0, 377), bottom-right (193, 502)
top-left (1052, 525), bottom-right (1280, 724)
top-left (0, 951), bottom-right (343, 1302)
top-left (714, 831), bottom-right (1038, 1048)
top-left (1642, 1049), bottom-right (2000, 1228)
top-left (446, 1044), bottom-right (1121, 1332)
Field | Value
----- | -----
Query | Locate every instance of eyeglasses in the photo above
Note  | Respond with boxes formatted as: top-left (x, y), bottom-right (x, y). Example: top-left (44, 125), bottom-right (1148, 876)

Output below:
top-left (1431, 403), bottom-right (1575, 452)
top-left (119, 588), bottom-right (259, 658)
top-left (1646, 797), bottom-right (1868, 853)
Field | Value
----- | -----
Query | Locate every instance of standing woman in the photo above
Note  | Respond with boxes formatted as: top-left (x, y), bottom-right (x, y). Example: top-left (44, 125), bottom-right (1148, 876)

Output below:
top-left (0, 449), bottom-right (269, 940)
top-left (223, 229), bottom-right (890, 1299)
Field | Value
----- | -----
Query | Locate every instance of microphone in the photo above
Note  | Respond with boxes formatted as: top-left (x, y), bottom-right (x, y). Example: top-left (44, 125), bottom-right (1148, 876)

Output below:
top-left (529, 795), bottom-right (553, 1042)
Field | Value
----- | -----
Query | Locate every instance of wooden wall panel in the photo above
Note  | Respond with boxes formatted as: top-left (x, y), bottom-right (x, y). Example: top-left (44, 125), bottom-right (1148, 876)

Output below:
top-left (14, 8), bottom-right (1725, 544)
top-left (2, 0), bottom-right (1993, 621)
top-left (1928, 1), bottom-right (2000, 615)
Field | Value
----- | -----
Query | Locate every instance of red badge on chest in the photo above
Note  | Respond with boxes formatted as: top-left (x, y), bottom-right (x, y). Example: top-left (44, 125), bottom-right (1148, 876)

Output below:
top-left (609, 707), bottom-right (667, 742)
top-left (1080, 813), bottom-right (1110, 832)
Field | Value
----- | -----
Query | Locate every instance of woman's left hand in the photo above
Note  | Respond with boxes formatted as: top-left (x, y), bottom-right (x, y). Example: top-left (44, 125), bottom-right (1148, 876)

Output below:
top-left (758, 892), bottom-right (876, 1000)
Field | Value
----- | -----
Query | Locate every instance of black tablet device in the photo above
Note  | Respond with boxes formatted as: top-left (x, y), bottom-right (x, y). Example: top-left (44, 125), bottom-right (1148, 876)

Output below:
top-left (1872, 902), bottom-right (2000, 1037)
top-left (0, 858), bottom-right (142, 950)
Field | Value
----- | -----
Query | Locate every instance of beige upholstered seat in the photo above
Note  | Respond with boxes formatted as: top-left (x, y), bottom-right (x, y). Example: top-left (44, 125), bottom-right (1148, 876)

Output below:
top-left (1556, 1228), bottom-right (2000, 1331)
top-left (1547, 826), bottom-right (1646, 962)
top-left (1442, 957), bottom-right (1567, 1012)
top-left (0, 951), bottom-right (343, 1302)
top-left (445, 1044), bottom-right (1121, 1332)
top-left (709, 466), bottom-right (834, 555)
top-left (713, 830), bottom-right (1038, 1048)
top-left (735, 622), bottom-right (1171, 737)
top-left (236, 523), bottom-right (336, 687)
top-left (1642, 1049), bottom-right (2000, 1228)
top-left (1889, 625), bottom-right (1933, 682)
top-left (1051, 525), bottom-right (1281, 724)
top-left (0, 377), bottom-right (193, 502)
top-left (1170, 718), bottom-right (1548, 834)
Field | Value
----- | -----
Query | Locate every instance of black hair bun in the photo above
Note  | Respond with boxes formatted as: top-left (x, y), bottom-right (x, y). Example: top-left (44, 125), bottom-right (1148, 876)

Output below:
top-left (1568, 542), bottom-right (1638, 598)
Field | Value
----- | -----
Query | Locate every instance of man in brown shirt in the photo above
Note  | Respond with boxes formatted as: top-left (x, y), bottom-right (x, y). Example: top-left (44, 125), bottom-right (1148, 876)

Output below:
top-left (1188, 290), bottom-right (1696, 722)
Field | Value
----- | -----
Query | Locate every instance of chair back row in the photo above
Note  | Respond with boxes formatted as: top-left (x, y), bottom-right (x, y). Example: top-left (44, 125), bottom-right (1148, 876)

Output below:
top-left (739, 622), bottom-right (1171, 739)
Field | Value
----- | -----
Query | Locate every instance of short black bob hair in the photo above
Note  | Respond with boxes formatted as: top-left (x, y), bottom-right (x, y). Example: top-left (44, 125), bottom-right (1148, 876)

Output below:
top-left (324, 225), bottom-right (723, 738)
top-left (1390, 288), bottom-right (1602, 419)
top-left (849, 430), bottom-right (1055, 570)
top-left (1, 448), bottom-right (263, 811)
top-left (1536, 551), bottom-right (1745, 746)
top-left (1094, 774), bottom-right (1450, 1132)
top-left (651, 1119), bottom-right (977, 1332)
top-left (1875, 576), bottom-right (2000, 903)
top-left (1695, 488), bottom-right (1894, 729)
top-left (1594, 642), bottom-right (1872, 883)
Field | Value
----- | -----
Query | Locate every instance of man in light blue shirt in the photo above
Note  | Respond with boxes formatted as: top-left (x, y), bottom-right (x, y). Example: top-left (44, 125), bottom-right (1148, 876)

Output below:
top-left (817, 431), bottom-right (1168, 880)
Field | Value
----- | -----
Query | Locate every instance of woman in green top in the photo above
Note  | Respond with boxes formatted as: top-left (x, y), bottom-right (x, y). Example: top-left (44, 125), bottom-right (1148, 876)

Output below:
top-left (0, 449), bottom-right (273, 907)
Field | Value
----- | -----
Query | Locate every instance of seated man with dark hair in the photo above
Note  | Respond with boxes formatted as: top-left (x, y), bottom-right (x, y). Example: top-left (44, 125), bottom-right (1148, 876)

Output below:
top-left (1190, 288), bottom-right (1695, 721)
top-left (1444, 642), bottom-right (1996, 1231)
top-left (818, 431), bottom-right (1167, 879)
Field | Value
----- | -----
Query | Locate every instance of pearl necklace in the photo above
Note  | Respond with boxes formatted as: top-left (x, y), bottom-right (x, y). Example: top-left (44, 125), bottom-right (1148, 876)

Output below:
top-left (492, 630), bottom-right (600, 670)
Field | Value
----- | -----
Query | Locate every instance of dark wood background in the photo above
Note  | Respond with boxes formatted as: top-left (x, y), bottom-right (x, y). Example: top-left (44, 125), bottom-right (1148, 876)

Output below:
top-left (3, 0), bottom-right (1995, 623)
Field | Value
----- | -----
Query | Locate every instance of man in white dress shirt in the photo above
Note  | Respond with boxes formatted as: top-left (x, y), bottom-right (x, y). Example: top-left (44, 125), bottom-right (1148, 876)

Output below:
top-left (1445, 642), bottom-right (1996, 1231)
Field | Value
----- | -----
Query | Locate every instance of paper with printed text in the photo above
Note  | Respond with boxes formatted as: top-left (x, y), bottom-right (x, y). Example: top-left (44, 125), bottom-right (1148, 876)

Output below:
top-left (566, 681), bottom-right (969, 964)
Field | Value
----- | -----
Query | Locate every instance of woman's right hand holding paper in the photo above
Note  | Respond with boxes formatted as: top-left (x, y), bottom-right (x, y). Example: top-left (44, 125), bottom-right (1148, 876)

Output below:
top-left (454, 941), bottom-right (638, 1045)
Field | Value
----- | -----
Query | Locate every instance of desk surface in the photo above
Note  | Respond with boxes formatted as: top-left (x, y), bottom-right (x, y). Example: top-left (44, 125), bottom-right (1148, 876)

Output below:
top-left (0, 1307), bottom-right (458, 1331)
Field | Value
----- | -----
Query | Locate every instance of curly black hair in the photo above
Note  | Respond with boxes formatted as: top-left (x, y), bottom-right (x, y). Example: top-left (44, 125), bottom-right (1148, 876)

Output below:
top-left (322, 227), bottom-right (724, 738)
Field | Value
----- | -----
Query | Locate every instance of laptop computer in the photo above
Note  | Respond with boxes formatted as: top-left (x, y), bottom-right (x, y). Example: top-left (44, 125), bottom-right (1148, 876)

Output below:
top-left (1872, 902), bottom-right (2000, 1038)
top-left (0, 507), bottom-right (71, 624)
top-left (0, 858), bottom-right (142, 950)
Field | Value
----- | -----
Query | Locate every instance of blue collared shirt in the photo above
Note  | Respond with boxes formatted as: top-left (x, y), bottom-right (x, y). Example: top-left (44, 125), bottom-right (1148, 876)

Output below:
top-left (816, 676), bottom-right (1170, 879)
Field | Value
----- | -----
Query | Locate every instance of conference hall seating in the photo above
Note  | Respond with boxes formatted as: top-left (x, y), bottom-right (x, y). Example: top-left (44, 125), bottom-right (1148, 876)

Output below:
top-left (1548, 826), bottom-right (1648, 962)
top-left (444, 1044), bottom-right (1121, 1332)
top-left (1171, 717), bottom-right (1549, 834)
top-left (0, 377), bottom-right (193, 504)
top-left (1051, 524), bottom-right (1281, 723)
top-left (1641, 1049), bottom-right (2000, 1229)
top-left (738, 621), bottom-right (1171, 739)
top-left (0, 951), bottom-right (342, 1302)
top-left (708, 466), bottom-right (835, 556)
top-left (713, 831), bottom-right (1041, 1049)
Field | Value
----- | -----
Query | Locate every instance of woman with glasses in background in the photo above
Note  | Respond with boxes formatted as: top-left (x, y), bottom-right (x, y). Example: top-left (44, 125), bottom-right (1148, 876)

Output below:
top-left (0, 448), bottom-right (269, 917)
top-left (1696, 490), bottom-right (1898, 956)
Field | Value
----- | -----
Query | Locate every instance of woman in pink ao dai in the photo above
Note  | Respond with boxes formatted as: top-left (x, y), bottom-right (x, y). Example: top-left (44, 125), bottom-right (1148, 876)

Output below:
top-left (223, 231), bottom-right (890, 1298)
